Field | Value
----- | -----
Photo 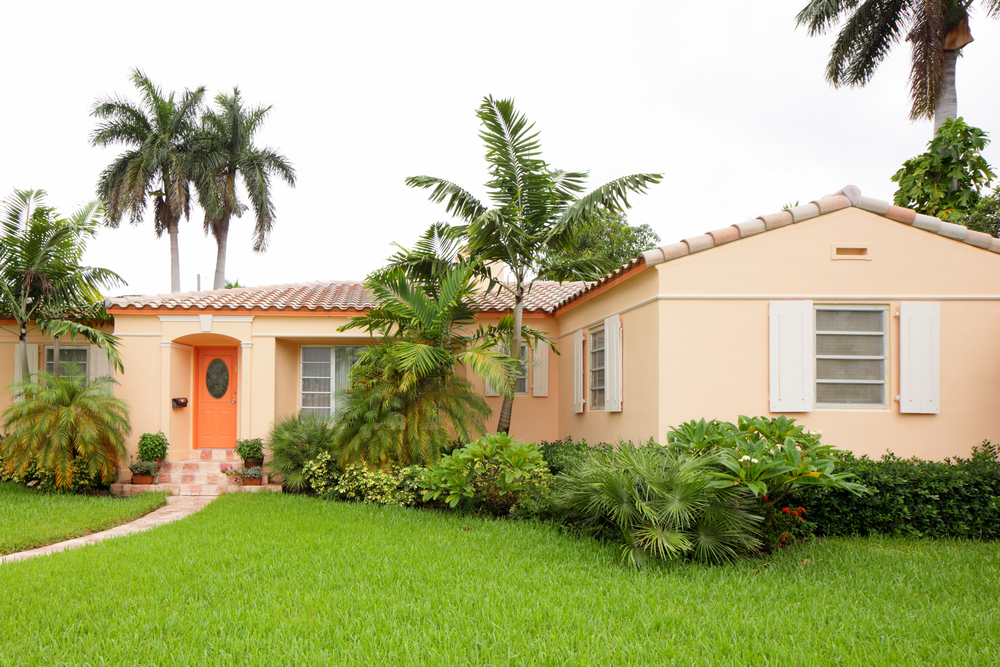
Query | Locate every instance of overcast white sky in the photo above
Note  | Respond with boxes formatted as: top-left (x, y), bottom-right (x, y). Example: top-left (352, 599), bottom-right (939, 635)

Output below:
top-left (2, 1), bottom-right (998, 297)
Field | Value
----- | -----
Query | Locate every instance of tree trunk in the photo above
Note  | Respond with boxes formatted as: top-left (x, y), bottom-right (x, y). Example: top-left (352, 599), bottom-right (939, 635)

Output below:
top-left (168, 216), bottom-right (182, 293)
top-left (496, 283), bottom-right (524, 434)
top-left (16, 332), bottom-right (29, 381)
top-left (212, 216), bottom-right (231, 290)
top-left (933, 50), bottom-right (959, 135)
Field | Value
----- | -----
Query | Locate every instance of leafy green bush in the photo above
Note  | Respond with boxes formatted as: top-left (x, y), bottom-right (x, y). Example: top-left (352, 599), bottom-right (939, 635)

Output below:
top-left (666, 416), bottom-right (868, 505)
top-left (799, 441), bottom-right (1000, 539)
top-left (267, 413), bottom-right (339, 492)
top-left (1, 454), bottom-right (110, 494)
top-left (335, 463), bottom-right (426, 507)
top-left (301, 452), bottom-right (341, 497)
top-left (420, 433), bottom-right (551, 515)
top-left (537, 437), bottom-right (612, 475)
top-left (136, 432), bottom-right (169, 462)
top-left (128, 460), bottom-right (158, 476)
top-left (555, 444), bottom-right (760, 567)
top-left (234, 438), bottom-right (264, 461)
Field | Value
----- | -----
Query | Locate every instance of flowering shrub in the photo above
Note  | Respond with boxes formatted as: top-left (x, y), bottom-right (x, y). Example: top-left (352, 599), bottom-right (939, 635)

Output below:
top-left (220, 464), bottom-right (261, 481)
top-left (757, 502), bottom-right (815, 552)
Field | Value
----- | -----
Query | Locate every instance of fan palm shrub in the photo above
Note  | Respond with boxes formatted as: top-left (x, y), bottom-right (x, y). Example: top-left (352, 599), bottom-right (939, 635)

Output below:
top-left (555, 445), bottom-right (761, 568)
top-left (266, 412), bottom-right (339, 492)
top-left (1, 370), bottom-right (130, 491)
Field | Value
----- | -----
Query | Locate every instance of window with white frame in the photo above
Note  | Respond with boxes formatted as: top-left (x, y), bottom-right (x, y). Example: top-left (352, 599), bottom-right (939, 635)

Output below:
top-left (590, 328), bottom-right (605, 410)
top-left (45, 346), bottom-right (88, 376)
top-left (814, 306), bottom-right (887, 408)
top-left (300, 346), bottom-right (366, 418)
top-left (514, 344), bottom-right (529, 394)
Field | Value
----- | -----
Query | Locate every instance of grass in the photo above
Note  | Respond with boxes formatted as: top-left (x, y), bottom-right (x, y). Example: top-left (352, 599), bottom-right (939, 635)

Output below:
top-left (0, 482), bottom-right (167, 555)
top-left (1, 492), bottom-right (998, 666)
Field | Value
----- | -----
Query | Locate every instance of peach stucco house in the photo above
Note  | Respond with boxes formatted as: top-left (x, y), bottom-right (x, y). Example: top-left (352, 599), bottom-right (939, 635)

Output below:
top-left (4, 184), bottom-right (1000, 481)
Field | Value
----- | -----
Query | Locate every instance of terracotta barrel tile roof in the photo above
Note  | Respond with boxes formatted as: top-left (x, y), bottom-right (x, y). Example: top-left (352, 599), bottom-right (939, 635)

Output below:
top-left (106, 280), bottom-right (587, 315)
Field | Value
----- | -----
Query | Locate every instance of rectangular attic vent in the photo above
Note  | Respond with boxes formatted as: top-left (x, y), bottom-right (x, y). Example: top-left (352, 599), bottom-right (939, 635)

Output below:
top-left (831, 244), bottom-right (870, 260)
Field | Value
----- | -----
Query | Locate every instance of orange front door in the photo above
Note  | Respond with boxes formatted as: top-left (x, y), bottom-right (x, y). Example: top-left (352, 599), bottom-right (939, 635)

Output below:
top-left (195, 347), bottom-right (238, 449)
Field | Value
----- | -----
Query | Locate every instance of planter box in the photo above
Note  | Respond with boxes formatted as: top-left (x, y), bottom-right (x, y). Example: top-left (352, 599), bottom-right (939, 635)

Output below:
top-left (131, 474), bottom-right (153, 485)
top-left (242, 478), bottom-right (262, 486)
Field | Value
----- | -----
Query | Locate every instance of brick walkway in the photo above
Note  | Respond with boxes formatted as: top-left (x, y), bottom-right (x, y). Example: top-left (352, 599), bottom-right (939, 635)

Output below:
top-left (0, 495), bottom-right (214, 565)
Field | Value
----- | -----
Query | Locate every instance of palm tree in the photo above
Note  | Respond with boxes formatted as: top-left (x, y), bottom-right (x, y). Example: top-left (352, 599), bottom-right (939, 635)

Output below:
top-left (796, 0), bottom-right (1000, 131)
top-left (91, 69), bottom-right (206, 293)
top-left (193, 88), bottom-right (296, 290)
top-left (1, 371), bottom-right (130, 490)
top-left (0, 189), bottom-right (125, 380)
top-left (334, 253), bottom-right (518, 465)
top-left (407, 96), bottom-right (661, 433)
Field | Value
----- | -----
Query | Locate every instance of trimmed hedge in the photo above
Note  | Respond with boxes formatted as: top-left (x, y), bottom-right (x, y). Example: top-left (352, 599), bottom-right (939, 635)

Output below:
top-left (799, 441), bottom-right (1000, 539)
top-left (537, 437), bottom-right (612, 476)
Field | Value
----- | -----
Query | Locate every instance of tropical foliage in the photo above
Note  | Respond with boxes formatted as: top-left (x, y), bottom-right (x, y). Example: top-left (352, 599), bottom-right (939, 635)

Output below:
top-left (555, 444), bottom-right (761, 567)
top-left (891, 117), bottom-right (995, 221)
top-left (541, 210), bottom-right (660, 271)
top-left (332, 239), bottom-right (521, 466)
top-left (796, 0), bottom-right (1000, 127)
top-left (0, 189), bottom-right (124, 377)
top-left (407, 96), bottom-right (661, 433)
top-left (1, 371), bottom-right (130, 490)
top-left (266, 412), bottom-right (339, 492)
top-left (91, 69), bottom-right (206, 293)
top-left (192, 88), bottom-right (296, 289)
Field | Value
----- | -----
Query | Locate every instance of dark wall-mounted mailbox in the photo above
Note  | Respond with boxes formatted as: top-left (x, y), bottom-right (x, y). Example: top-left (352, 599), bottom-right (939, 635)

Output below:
top-left (172, 397), bottom-right (189, 409)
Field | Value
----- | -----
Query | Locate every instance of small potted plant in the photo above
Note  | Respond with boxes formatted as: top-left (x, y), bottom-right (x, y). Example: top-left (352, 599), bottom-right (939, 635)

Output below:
top-left (137, 432), bottom-right (169, 470)
top-left (129, 460), bottom-right (158, 485)
top-left (239, 466), bottom-right (263, 486)
top-left (220, 464), bottom-right (242, 484)
top-left (234, 438), bottom-right (264, 468)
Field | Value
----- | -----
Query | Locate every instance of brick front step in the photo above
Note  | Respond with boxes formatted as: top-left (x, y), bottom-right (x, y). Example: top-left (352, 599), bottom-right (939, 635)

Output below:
top-left (160, 460), bottom-right (240, 474)
top-left (186, 449), bottom-right (239, 461)
top-left (110, 482), bottom-right (282, 497)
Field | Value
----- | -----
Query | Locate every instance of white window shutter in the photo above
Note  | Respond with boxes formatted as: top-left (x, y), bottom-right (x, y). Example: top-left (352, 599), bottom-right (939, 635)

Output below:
top-left (604, 314), bottom-right (623, 412)
top-left (532, 345), bottom-right (548, 397)
top-left (769, 301), bottom-right (814, 412)
top-left (13, 343), bottom-right (39, 382)
top-left (899, 301), bottom-right (940, 414)
top-left (90, 344), bottom-right (112, 380)
top-left (573, 330), bottom-right (584, 413)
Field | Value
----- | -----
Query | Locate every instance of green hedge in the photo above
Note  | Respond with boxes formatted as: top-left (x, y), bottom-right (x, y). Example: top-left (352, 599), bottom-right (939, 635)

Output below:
top-left (537, 437), bottom-right (612, 476)
top-left (798, 441), bottom-right (1000, 539)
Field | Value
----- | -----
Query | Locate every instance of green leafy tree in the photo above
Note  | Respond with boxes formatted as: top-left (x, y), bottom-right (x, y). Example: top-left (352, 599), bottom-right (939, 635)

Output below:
top-left (796, 0), bottom-right (1000, 131)
top-left (891, 117), bottom-right (995, 221)
top-left (193, 88), bottom-right (296, 290)
top-left (0, 189), bottom-right (125, 379)
top-left (407, 96), bottom-right (661, 434)
top-left (334, 253), bottom-right (520, 466)
top-left (542, 211), bottom-right (660, 270)
top-left (963, 188), bottom-right (1000, 236)
top-left (91, 69), bottom-right (206, 293)
top-left (1, 371), bottom-right (130, 490)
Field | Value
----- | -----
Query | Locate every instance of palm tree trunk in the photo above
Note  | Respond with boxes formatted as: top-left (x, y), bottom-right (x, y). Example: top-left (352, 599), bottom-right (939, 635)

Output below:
top-left (496, 284), bottom-right (524, 434)
top-left (212, 216), bottom-right (231, 290)
top-left (168, 217), bottom-right (181, 293)
top-left (933, 50), bottom-right (959, 135)
top-left (16, 333), bottom-right (29, 380)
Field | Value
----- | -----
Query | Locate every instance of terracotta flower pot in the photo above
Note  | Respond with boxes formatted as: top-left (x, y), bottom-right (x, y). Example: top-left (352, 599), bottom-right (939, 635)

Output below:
top-left (243, 458), bottom-right (263, 468)
top-left (242, 477), bottom-right (262, 486)
top-left (132, 474), bottom-right (153, 485)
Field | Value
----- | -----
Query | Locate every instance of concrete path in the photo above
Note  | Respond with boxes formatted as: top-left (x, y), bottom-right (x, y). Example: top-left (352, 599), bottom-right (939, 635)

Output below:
top-left (1, 495), bottom-right (214, 565)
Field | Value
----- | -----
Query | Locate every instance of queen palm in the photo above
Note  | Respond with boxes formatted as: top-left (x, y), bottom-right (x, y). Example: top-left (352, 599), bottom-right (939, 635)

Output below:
top-left (193, 88), bottom-right (296, 290)
top-left (407, 96), bottom-right (661, 434)
top-left (797, 0), bottom-right (1000, 131)
top-left (0, 189), bottom-right (125, 380)
top-left (91, 69), bottom-right (205, 292)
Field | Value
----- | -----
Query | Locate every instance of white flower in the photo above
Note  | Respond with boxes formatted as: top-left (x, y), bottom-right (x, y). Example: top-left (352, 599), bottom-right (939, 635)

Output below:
top-left (751, 458), bottom-right (759, 464)
top-left (739, 455), bottom-right (751, 462)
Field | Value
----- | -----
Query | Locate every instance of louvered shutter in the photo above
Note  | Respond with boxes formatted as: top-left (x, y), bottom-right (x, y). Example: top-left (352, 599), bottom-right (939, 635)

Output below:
top-left (90, 344), bottom-right (113, 380)
top-left (605, 314), bottom-right (623, 412)
top-left (899, 301), bottom-right (940, 414)
top-left (13, 343), bottom-right (38, 382)
top-left (573, 330), bottom-right (584, 413)
top-left (532, 344), bottom-right (549, 397)
top-left (769, 301), bottom-right (814, 412)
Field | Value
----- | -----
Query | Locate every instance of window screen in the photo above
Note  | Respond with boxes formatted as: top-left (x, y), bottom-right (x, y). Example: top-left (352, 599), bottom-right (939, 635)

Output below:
top-left (815, 308), bottom-right (887, 407)
top-left (45, 347), bottom-right (88, 376)
top-left (590, 329), bottom-right (605, 410)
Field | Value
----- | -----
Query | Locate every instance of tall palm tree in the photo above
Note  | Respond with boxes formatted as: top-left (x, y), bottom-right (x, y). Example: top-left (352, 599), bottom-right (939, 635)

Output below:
top-left (0, 189), bottom-right (125, 380)
top-left (407, 96), bottom-right (661, 434)
top-left (193, 88), bottom-right (296, 290)
top-left (91, 69), bottom-right (205, 293)
top-left (797, 1), bottom-right (1000, 131)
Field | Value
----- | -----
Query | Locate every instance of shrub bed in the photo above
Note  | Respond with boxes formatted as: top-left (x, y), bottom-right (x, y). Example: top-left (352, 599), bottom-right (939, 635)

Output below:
top-left (798, 441), bottom-right (1000, 539)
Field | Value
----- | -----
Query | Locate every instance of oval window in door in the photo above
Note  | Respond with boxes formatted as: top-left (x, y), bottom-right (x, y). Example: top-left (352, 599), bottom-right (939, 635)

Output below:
top-left (206, 358), bottom-right (229, 399)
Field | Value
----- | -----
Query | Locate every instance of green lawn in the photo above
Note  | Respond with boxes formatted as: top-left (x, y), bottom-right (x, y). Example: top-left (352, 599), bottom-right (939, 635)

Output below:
top-left (0, 482), bottom-right (166, 555)
top-left (1, 492), bottom-right (997, 666)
